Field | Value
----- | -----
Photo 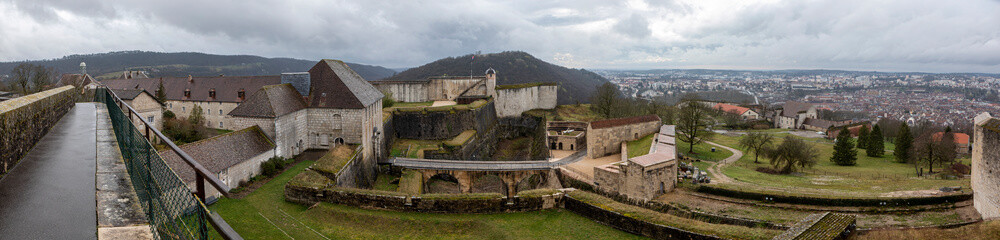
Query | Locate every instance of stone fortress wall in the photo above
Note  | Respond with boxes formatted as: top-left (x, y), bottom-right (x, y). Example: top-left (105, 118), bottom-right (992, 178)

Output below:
top-left (494, 84), bottom-right (558, 117)
top-left (0, 86), bottom-right (78, 175)
top-left (973, 113), bottom-right (1000, 220)
top-left (586, 116), bottom-right (662, 158)
top-left (373, 77), bottom-right (487, 103)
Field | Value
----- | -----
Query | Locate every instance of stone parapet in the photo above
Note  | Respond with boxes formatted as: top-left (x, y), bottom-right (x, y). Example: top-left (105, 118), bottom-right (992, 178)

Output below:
top-left (0, 86), bottom-right (77, 175)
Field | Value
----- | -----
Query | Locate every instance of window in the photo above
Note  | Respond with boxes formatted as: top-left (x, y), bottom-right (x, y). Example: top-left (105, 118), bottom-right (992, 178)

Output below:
top-left (219, 109), bottom-right (223, 115)
top-left (208, 109), bottom-right (211, 115)
top-left (219, 122), bottom-right (224, 128)
top-left (183, 89), bottom-right (191, 98)
top-left (148, 116), bottom-right (154, 123)
top-left (182, 106), bottom-right (186, 112)
top-left (332, 114), bottom-right (342, 130)
top-left (209, 88), bottom-right (216, 98)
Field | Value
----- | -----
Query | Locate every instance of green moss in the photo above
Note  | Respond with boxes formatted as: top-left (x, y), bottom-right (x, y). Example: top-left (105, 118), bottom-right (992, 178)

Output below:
top-left (398, 170), bottom-right (423, 195)
top-left (567, 190), bottom-right (781, 240)
top-left (311, 145), bottom-right (360, 175)
top-left (445, 130), bottom-right (477, 146)
top-left (287, 170), bottom-right (333, 189)
top-left (517, 189), bottom-right (561, 197)
top-left (418, 192), bottom-right (503, 200)
top-left (626, 133), bottom-right (655, 158)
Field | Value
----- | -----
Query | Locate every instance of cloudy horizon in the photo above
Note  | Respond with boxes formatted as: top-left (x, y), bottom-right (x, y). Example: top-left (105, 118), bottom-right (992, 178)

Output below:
top-left (1, 0), bottom-right (999, 73)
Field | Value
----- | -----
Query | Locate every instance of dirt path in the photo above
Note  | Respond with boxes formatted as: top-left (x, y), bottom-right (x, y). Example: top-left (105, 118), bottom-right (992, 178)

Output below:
top-left (703, 140), bottom-right (742, 184)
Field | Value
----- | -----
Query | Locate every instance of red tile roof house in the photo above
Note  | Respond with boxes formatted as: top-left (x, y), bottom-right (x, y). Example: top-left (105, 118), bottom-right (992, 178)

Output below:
top-left (713, 103), bottom-right (760, 120)
top-left (933, 132), bottom-right (971, 154)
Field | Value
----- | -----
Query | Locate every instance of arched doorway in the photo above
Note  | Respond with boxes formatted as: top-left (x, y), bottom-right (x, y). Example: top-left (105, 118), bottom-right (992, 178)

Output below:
top-left (558, 142), bottom-right (563, 150)
top-left (516, 174), bottom-right (543, 193)
top-left (425, 173), bottom-right (460, 194)
top-left (570, 144), bottom-right (574, 150)
top-left (550, 142), bottom-right (557, 150)
top-left (335, 138), bottom-right (345, 145)
top-left (470, 174), bottom-right (507, 195)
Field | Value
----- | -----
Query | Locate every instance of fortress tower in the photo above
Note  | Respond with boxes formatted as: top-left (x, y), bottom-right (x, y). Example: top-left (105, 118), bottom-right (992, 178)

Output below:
top-left (486, 68), bottom-right (497, 98)
top-left (973, 112), bottom-right (1000, 219)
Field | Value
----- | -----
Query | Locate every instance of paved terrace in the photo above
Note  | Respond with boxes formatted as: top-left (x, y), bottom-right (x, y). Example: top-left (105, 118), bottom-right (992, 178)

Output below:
top-left (0, 103), bottom-right (98, 239)
top-left (389, 149), bottom-right (586, 171)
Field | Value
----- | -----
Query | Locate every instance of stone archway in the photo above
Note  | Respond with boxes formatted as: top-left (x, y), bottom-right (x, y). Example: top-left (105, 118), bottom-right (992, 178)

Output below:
top-left (425, 173), bottom-right (461, 194)
top-left (470, 174), bottom-right (508, 195)
top-left (515, 173), bottom-right (544, 193)
top-left (558, 142), bottom-right (563, 150)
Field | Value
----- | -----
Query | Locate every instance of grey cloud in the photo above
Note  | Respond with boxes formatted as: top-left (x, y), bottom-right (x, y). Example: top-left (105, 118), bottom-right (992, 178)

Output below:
top-left (1, 0), bottom-right (999, 73)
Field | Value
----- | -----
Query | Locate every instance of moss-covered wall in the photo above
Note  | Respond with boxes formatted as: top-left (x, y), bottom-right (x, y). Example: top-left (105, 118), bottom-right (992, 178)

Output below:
top-left (391, 100), bottom-right (497, 140)
top-left (284, 184), bottom-right (562, 213)
top-left (0, 86), bottom-right (77, 175)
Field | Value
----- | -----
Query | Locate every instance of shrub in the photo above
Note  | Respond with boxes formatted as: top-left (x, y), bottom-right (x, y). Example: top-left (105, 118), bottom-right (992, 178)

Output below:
top-left (261, 156), bottom-right (289, 177)
top-left (163, 110), bottom-right (175, 119)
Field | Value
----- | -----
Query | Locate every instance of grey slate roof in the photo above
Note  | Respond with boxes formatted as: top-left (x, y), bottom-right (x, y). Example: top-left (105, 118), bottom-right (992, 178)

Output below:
top-left (228, 84), bottom-right (307, 118)
top-left (101, 75), bottom-right (280, 103)
top-left (110, 89), bottom-right (147, 100)
top-left (159, 126), bottom-right (275, 183)
top-left (781, 101), bottom-right (815, 118)
top-left (307, 59), bottom-right (384, 109)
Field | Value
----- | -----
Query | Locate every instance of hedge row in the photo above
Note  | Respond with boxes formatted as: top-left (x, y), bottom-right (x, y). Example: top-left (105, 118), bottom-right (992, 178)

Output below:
top-left (695, 185), bottom-right (972, 207)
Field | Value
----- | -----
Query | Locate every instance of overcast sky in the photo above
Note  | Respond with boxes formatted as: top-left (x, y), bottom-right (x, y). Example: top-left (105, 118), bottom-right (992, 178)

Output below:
top-left (2, 0), bottom-right (999, 73)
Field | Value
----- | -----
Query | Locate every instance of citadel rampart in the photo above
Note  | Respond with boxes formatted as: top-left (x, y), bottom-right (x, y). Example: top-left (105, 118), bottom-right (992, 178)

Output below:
top-left (494, 84), bottom-right (558, 117)
top-left (0, 86), bottom-right (77, 176)
top-left (390, 100), bottom-right (497, 140)
top-left (373, 76), bottom-right (489, 102)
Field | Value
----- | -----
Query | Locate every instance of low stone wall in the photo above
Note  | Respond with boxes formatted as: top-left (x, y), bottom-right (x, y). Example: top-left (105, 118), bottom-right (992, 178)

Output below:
top-left (284, 184), bottom-right (563, 213)
top-left (696, 184), bottom-right (973, 207)
top-left (563, 195), bottom-right (723, 240)
top-left (1, 86), bottom-right (77, 175)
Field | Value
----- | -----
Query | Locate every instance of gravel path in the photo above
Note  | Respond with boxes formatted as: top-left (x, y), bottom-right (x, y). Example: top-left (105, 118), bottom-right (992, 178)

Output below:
top-left (704, 140), bottom-right (742, 184)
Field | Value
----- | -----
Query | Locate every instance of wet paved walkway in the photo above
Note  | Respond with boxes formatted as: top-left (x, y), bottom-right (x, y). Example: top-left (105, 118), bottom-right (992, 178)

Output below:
top-left (0, 103), bottom-right (97, 239)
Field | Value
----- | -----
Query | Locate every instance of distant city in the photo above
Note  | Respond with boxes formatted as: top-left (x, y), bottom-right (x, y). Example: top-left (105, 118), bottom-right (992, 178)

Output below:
top-left (601, 69), bottom-right (1000, 127)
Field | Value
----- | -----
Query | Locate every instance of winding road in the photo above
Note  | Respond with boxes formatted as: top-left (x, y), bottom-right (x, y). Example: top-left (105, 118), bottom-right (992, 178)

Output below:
top-left (703, 140), bottom-right (742, 184)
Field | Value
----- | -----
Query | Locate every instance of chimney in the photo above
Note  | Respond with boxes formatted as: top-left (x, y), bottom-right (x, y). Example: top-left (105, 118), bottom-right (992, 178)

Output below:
top-left (188, 75), bottom-right (194, 83)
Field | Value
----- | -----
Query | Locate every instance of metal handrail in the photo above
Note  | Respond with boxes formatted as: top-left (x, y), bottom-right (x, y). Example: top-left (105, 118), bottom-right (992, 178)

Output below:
top-left (100, 87), bottom-right (242, 240)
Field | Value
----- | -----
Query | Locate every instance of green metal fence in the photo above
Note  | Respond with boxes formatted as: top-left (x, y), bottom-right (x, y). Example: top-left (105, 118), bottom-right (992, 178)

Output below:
top-left (98, 88), bottom-right (239, 240)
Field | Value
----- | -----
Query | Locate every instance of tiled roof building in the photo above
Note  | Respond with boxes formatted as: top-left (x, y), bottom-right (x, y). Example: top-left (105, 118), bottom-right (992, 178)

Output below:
top-left (160, 126), bottom-right (275, 199)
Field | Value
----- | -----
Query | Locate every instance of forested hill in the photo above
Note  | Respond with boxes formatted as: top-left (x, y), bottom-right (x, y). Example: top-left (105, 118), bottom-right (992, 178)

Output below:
top-left (381, 51), bottom-right (610, 104)
top-left (0, 51), bottom-right (396, 81)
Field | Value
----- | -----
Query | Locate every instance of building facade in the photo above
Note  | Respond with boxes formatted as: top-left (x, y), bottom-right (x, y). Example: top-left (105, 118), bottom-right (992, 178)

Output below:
top-left (594, 125), bottom-right (678, 201)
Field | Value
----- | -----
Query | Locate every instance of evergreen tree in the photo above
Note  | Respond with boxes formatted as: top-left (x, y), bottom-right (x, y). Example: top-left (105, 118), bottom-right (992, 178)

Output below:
top-left (857, 125), bottom-right (870, 149)
top-left (831, 129), bottom-right (858, 166)
top-left (895, 122), bottom-right (914, 163)
top-left (155, 79), bottom-right (167, 103)
top-left (867, 125), bottom-right (884, 157)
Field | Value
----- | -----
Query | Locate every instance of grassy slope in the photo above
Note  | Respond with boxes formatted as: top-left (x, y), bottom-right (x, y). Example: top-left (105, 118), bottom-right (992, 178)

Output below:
top-left (678, 139), bottom-right (734, 161)
top-left (525, 104), bottom-right (602, 122)
top-left (858, 220), bottom-right (1000, 240)
top-left (710, 133), bottom-right (969, 195)
top-left (211, 161), bottom-right (642, 240)
top-left (391, 139), bottom-right (444, 158)
top-left (626, 133), bottom-right (655, 158)
top-left (569, 191), bottom-right (781, 240)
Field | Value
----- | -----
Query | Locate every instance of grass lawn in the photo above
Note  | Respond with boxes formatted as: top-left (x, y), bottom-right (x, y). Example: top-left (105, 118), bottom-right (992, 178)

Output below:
top-left (390, 139), bottom-right (444, 158)
top-left (210, 161), bottom-right (643, 240)
top-left (373, 173), bottom-right (399, 192)
top-left (626, 133), bottom-right (655, 158)
top-left (311, 145), bottom-right (358, 174)
top-left (711, 134), bottom-right (970, 196)
top-left (391, 101), bottom-right (434, 108)
top-left (525, 104), bottom-right (602, 122)
top-left (678, 139), bottom-right (734, 161)
top-left (858, 220), bottom-right (1000, 240)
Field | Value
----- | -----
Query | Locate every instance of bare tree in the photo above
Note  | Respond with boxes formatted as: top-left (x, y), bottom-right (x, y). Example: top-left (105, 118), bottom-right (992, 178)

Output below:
top-left (677, 99), bottom-right (715, 153)
top-left (766, 136), bottom-right (819, 174)
top-left (590, 82), bottom-right (620, 119)
top-left (30, 65), bottom-right (54, 92)
top-left (739, 131), bottom-right (775, 163)
top-left (10, 63), bottom-right (31, 94)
